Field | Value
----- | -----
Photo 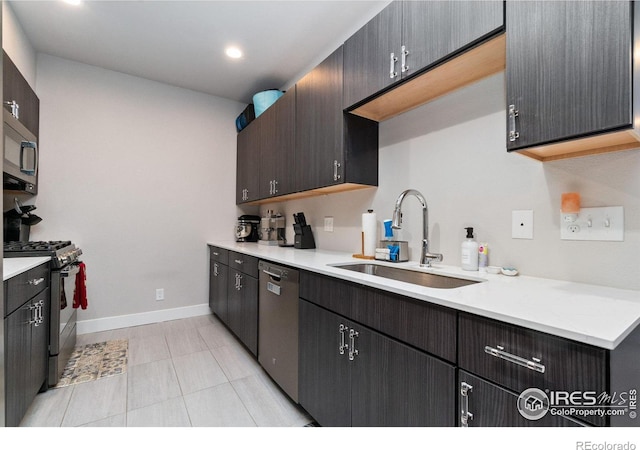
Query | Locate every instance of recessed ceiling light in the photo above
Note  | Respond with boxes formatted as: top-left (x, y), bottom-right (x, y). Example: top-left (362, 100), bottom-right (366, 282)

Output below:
top-left (225, 47), bottom-right (243, 59)
top-left (63, 0), bottom-right (82, 5)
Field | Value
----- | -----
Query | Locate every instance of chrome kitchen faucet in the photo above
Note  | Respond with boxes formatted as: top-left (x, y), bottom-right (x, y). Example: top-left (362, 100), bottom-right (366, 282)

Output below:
top-left (392, 189), bottom-right (443, 267)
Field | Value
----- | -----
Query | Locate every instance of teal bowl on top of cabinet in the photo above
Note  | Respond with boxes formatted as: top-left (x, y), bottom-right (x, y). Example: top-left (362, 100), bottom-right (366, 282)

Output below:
top-left (253, 89), bottom-right (283, 117)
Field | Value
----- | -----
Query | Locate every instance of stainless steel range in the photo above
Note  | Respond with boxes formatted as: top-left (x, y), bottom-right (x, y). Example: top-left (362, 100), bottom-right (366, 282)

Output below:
top-left (4, 240), bottom-right (83, 386)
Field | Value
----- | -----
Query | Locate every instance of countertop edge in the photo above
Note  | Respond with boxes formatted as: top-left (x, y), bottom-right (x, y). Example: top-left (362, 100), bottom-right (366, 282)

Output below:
top-left (207, 241), bottom-right (640, 350)
top-left (3, 257), bottom-right (52, 281)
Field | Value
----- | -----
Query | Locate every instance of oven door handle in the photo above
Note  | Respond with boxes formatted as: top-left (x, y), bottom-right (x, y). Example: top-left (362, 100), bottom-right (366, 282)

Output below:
top-left (61, 263), bottom-right (81, 279)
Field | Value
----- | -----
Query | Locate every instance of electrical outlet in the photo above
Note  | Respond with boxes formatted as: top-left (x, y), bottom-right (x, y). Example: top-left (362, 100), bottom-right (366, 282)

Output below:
top-left (512, 210), bottom-right (534, 239)
top-left (156, 288), bottom-right (164, 301)
top-left (324, 216), bottom-right (334, 232)
top-left (560, 206), bottom-right (624, 241)
top-left (567, 224), bottom-right (580, 234)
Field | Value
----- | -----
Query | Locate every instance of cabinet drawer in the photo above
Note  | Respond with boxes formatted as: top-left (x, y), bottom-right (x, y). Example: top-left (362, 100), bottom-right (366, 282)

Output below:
top-left (229, 251), bottom-right (259, 278)
top-left (300, 270), bottom-right (457, 362)
top-left (458, 370), bottom-right (586, 427)
top-left (458, 313), bottom-right (608, 397)
top-left (209, 246), bottom-right (229, 265)
top-left (4, 263), bottom-right (50, 317)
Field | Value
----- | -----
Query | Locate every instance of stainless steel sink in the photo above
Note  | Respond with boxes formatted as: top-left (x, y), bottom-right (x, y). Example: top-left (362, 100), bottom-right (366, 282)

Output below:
top-left (332, 263), bottom-right (481, 289)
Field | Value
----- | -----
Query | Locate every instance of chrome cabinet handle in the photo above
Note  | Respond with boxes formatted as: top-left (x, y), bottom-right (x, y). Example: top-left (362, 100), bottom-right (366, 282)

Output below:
top-left (269, 180), bottom-right (273, 195)
top-left (508, 104), bottom-right (520, 142)
top-left (235, 273), bottom-right (243, 290)
top-left (484, 345), bottom-right (545, 373)
top-left (389, 52), bottom-right (398, 79)
top-left (234, 259), bottom-right (243, 265)
top-left (4, 100), bottom-right (19, 119)
top-left (27, 303), bottom-right (37, 325)
top-left (333, 160), bottom-right (341, 181)
top-left (460, 381), bottom-right (474, 427)
top-left (401, 45), bottom-right (409, 73)
top-left (348, 329), bottom-right (359, 361)
top-left (34, 300), bottom-right (44, 326)
top-left (213, 262), bottom-right (219, 277)
top-left (272, 179), bottom-right (278, 194)
top-left (28, 277), bottom-right (45, 286)
top-left (339, 324), bottom-right (348, 355)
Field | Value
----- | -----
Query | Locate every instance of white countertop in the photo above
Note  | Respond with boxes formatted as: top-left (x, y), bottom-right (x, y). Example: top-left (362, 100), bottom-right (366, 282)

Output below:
top-left (209, 241), bottom-right (640, 350)
top-left (3, 257), bottom-right (51, 281)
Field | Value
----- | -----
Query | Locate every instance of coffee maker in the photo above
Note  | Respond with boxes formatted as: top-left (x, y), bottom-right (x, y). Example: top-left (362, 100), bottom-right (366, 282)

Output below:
top-left (259, 210), bottom-right (286, 246)
top-left (3, 199), bottom-right (42, 241)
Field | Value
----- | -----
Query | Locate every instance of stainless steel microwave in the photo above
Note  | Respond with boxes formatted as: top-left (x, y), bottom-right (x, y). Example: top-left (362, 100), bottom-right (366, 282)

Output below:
top-left (3, 109), bottom-right (38, 194)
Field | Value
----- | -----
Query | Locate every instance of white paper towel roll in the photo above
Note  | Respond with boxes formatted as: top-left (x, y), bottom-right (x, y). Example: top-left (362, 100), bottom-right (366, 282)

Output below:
top-left (362, 210), bottom-right (377, 257)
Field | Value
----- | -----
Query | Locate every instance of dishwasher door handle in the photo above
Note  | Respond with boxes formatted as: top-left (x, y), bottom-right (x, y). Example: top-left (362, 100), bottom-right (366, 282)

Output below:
top-left (262, 269), bottom-right (283, 280)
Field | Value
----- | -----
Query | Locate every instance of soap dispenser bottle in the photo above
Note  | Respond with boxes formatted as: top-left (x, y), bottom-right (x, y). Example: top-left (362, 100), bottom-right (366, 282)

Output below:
top-left (461, 227), bottom-right (479, 271)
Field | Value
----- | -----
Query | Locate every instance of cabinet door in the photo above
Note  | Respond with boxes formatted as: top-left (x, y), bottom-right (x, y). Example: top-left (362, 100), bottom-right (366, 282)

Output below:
top-left (343, 1), bottom-right (402, 108)
top-left (3, 51), bottom-right (40, 138)
top-left (402, 1), bottom-right (503, 79)
top-left (209, 261), bottom-right (228, 323)
top-left (350, 325), bottom-right (456, 427)
top-left (459, 371), bottom-right (584, 427)
top-left (259, 88), bottom-right (295, 198)
top-left (226, 269), bottom-right (258, 356)
top-left (295, 47), bottom-right (345, 191)
top-left (506, 1), bottom-right (632, 150)
top-left (29, 289), bottom-right (50, 398)
top-left (238, 274), bottom-right (258, 356)
top-left (298, 300), bottom-right (351, 427)
top-left (236, 120), bottom-right (261, 204)
top-left (5, 302), bottom-right (32, 427)
top-left (227, 270), bottom-right (242, 338)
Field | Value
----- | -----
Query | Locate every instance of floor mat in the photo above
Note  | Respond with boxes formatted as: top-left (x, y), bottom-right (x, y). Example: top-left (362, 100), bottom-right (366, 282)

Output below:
top-left (55, 339), bottom-right (128, 388)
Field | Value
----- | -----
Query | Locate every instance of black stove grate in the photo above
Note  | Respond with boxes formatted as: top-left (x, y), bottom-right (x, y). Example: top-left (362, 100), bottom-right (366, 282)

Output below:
top-left (4, 240), bottom-right (72, 253)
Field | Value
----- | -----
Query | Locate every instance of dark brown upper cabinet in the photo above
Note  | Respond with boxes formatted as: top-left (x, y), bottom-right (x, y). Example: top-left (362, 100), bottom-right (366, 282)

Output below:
top-left (344, 1), bottom-right (504, 121)
top-left (506, 1), bottom-right (639, 161)
top-left (295, 46), bottom-right (378, 194)
top-left (258, 88), bottom-right (296, 199)
top-left (3, 51), bottom-right (40, 139)
top-left (236, 118), bottom-right (261, 204)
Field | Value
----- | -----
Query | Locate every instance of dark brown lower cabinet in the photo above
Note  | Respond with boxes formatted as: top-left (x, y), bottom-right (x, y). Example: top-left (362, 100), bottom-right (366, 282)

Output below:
top-left (458, 371), bottom-right (584, 427)
top-left (5, 288), bottom-right (49, 427)
top-left (227, 269), bottom-right (258, 356)
top-left (299, 299), bottom-right (455, 427)
top-left (208, 259), bottom-right (228, 322)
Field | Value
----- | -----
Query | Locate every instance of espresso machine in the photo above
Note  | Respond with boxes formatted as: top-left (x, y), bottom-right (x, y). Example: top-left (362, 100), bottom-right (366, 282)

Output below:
top-left (259, 210), bottom-right (286, 246)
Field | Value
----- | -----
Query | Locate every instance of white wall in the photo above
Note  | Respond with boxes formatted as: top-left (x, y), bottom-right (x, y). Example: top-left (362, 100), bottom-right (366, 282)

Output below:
top-left (261, 73), bottom-right (640, 291)
top-left (31, 54), bottom-right (244, 325)
top-left (2, 1), bottom-right (36, 87)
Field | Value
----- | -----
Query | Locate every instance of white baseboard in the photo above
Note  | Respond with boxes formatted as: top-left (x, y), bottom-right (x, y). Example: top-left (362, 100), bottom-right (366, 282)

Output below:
top-left (76, 303), bottom-right (211, 335)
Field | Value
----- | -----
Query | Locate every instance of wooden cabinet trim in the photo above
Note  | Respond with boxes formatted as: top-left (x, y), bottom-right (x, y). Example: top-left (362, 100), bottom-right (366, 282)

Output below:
top-left (348, 33), bottom-right (506, 122)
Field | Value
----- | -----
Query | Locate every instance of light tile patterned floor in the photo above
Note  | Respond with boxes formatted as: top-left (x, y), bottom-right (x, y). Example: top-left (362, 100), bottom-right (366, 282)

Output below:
top-left (20, 314), bottom-right (312, 427)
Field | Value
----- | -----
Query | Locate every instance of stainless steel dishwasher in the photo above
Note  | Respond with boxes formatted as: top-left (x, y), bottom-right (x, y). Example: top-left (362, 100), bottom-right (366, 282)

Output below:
top-left (258, 261), bottom-right (299, 402)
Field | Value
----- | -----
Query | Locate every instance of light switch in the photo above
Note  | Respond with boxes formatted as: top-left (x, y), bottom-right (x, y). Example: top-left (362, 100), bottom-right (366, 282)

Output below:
top-left (324, 216), bottom-right (334, 232)
top-left (512, 210), bottom-right (534, 239)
